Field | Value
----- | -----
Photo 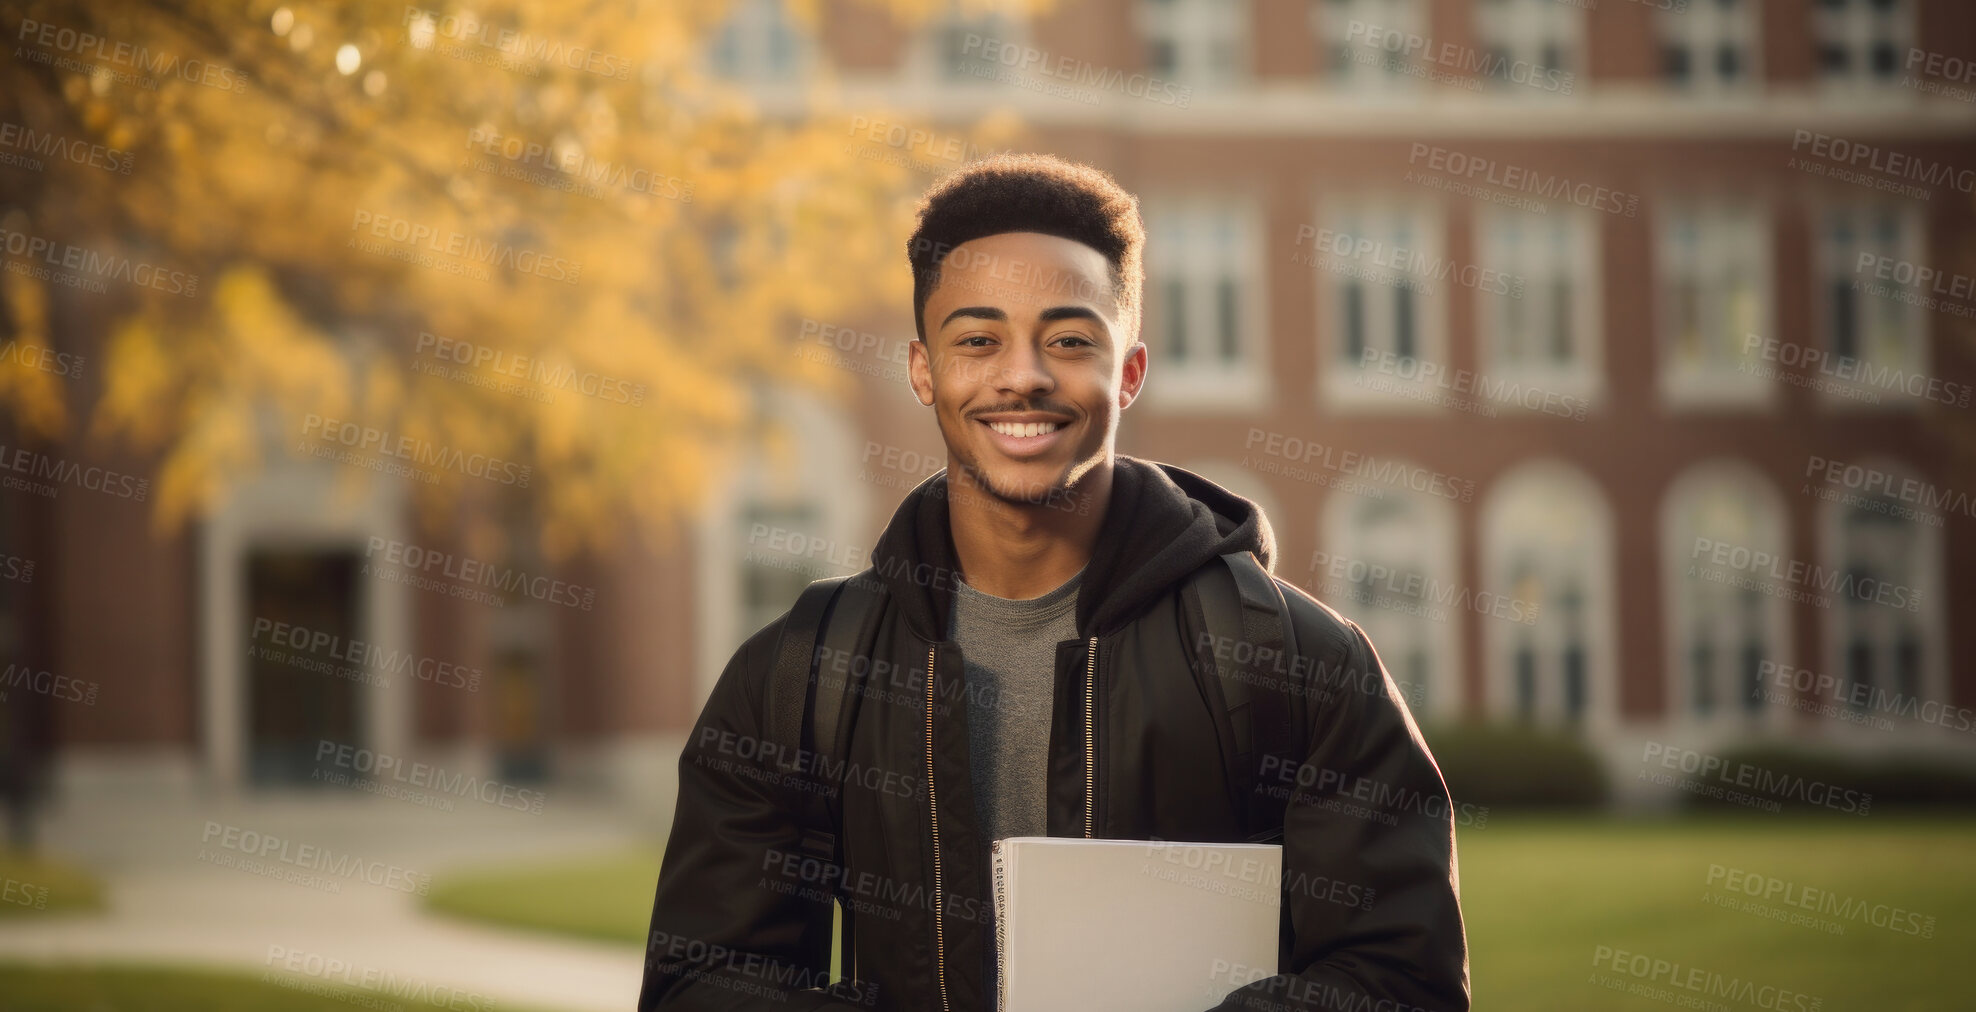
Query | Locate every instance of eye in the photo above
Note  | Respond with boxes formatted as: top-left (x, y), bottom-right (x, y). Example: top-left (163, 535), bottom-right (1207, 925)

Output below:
top-left (957, 334), bottom-right (997, 348)
top-left (1053, 334), bottom-right (1095, 348)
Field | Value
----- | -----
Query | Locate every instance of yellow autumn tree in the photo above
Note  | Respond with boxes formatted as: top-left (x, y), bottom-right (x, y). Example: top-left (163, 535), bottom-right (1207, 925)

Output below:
top-left (0, 0), bottom-right (1038, 556)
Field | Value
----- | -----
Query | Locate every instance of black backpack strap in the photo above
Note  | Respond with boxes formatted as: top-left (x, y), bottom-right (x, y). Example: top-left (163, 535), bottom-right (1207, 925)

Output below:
top-left (1189, 550), bottom-right (1301, 843)
top-left (766, 570), bottom-right (886, 987)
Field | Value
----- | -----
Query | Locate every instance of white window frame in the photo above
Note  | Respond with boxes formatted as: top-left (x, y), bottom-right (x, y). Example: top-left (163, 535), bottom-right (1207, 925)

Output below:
top-left (1817, 456), bottom-right (1947, 743)
top-left (903, 1), bottom-right (1031, 89)
top-left (1474, 206), bottom-right (1603, 412)
top-left (1813, 200), bottom-right (1928, 411)
top-left (1320, 471), bottom-right (1461, 723)
top-left (1314, 0), bottom-right (1427, 96)
top-left (1656, 197), bottom-right (1776, 410)
top-left (1140, 193), bottom-right (1269, 411)
top-left (1814, 0), bottom-right (1915, 94)
top-left (1659, 0), bottom-right (1763, 95)
top-left (1479, 459), bottom-right (1618, 733)
top-left (1138, 0), bottom-right (1249, 88)
top-left (1659, 460), bottom-right (1792, 737)
top-left (705, 0), bottom-right (813, 83)
top-left (1316, 193), bottom-right (1449, 414)
top-left (1472, 0), bottom-right (1584, 98)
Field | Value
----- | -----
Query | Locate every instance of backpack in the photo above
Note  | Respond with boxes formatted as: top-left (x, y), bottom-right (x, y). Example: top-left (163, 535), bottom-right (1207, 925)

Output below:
top-left (761, 550), bottom-right (1302, 983)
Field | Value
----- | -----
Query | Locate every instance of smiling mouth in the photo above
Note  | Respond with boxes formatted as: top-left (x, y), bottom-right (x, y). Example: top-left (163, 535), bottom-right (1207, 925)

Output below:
top-left (983, 420), bottom-right (1064, 438)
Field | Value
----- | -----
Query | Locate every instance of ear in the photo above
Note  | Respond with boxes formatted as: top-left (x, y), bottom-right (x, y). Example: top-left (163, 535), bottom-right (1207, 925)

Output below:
top-left (908, 336), bottom-right (934, 406)
top-left (1118, 339), bottom-right (1147, 411)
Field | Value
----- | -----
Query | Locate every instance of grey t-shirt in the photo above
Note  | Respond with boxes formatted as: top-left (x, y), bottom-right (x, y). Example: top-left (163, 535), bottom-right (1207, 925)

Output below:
top-left (948, 564), bottom-right (1085, 847)
top-left (947, 564), bottom-right (1085, 1004)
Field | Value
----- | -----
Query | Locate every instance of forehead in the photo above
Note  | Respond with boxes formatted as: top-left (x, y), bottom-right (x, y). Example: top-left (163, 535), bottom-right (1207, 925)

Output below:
top-left (925, 231), bottom-right (1114, 322)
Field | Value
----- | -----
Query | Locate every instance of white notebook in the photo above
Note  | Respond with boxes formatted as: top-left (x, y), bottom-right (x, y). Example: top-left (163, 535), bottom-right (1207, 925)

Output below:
top-left (990, 837), bottom-right (1282, 1012)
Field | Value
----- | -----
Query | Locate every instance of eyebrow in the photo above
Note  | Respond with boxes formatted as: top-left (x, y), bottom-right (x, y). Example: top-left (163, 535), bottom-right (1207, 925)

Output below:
top-left (938, 305), bottom-right (1107, 329)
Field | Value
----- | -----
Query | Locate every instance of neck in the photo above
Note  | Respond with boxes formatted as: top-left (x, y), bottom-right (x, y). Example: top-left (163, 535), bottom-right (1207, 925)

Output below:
top-left (945, 457), bottom-right (1113, 600)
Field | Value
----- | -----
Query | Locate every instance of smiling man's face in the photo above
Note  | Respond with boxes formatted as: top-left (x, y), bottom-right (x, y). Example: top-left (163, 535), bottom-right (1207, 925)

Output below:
top-left (908, 230), bottom-right (1147, 507)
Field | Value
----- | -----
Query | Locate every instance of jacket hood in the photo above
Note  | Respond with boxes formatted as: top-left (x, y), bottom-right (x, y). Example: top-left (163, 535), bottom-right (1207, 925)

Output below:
top-left (867, 454), bottom-right (1275, 642)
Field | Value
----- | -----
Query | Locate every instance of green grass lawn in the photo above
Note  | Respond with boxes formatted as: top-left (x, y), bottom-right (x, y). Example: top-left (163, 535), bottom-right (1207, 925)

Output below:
top-left (0, 963), bottom-right (568, 1012)
top-left (426, 817), bottom-right (1973, 1009)
top-left (1459, 815), bottom-right (1971, 1011)
top-left (425, 846), bottom-right (664, 945)
top-left (0, 849), bottom-right (105, 917)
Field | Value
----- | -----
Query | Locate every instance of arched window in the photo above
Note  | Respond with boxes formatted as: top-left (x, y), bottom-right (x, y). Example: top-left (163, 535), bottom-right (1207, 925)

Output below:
top-left (1661, 461), bottom-right (1789, 728)
top-left (1319, 470), bottom-right (1459, 720)
top-left (1481, 461), bottom-right (1617, 729)
top-left (1819, 458), bottom-right (1945, 734)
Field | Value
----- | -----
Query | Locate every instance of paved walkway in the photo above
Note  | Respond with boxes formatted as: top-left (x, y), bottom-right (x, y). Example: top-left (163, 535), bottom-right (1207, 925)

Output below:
top-left (0, 787), bottom-right (669, 1012)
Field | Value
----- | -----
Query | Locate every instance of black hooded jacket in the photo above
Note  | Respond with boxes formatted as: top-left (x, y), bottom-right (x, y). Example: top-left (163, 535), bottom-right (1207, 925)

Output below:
top-left (639, 456), bottom-right (1470, 1012)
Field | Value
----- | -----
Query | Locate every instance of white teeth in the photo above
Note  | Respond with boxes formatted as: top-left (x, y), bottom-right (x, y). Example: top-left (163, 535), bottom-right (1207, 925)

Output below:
top-left (988, 420), bottom-right (1062, 438)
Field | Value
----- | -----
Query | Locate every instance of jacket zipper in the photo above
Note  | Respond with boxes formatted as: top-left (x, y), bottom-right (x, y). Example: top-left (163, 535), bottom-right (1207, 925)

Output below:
top-left (923, 644), bottom-right (950, 1012)
top-left (1083, 635), bottom-right (1098, 838)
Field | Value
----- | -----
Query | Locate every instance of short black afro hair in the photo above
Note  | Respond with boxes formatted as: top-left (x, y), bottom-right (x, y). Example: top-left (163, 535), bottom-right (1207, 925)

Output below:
top-left (906, 153), bottom-right (1144, 342)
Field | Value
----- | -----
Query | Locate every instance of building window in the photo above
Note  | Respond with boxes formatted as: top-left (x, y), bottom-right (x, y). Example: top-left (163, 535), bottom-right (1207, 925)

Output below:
top-left (1816, 202), bottom-right (1926, 406)
top-left (1822, 462), bottom-right (1942, 732)
top-left (1482, 461), bottom-right (1615, 729)
top-left (1142, 195), bottom-right (1265, 407)
top-left (1662, 462), bottom-right (1789, 727)
top-left (707, 0), bottom-right (808, 81)
top-left (1657, 200), bottom-right (1773, 408)
top-left (1317, 0), bottom-right (1426, 94)
top-left (1316, 196), bottom-right (1448, 411)
top-left (1815, 0), bottom-right (1912, 91)
top-left (1475, 208), bottom-right (1601, 409)
top-left (918, 1), bottom-right (1026, 85)
top-left (1473, 0), bottom-right (1580, 94)
top-left (1139, 0), bottom-right (1247, 86)
top-left (1321, 473), bottom-right (1458, 719)
top-left (1661, 0), bottom-right (1760, 93)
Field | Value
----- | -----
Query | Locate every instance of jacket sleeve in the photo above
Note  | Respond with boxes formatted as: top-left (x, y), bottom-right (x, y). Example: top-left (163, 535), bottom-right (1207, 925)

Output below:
top-left (1205, 593), bottom-right (1472, 1012)
top-left (637, 617), bottom-right (874, 1011)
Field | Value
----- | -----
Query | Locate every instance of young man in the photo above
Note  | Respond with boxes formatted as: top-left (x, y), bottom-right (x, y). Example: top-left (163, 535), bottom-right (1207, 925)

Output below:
top-left (639, 154), bottom-right (1470, 1012)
